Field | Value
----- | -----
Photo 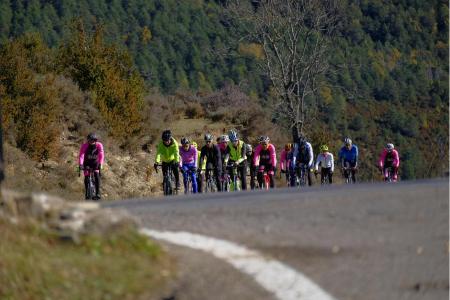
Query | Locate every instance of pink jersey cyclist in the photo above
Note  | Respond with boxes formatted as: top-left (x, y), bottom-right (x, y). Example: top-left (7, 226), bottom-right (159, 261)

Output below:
top-left (253, 136), bottom-right (277, 188)
top-left (78, 133), bottom-right (104, 200)
top-left (378, 143), bottom-right (400, 182)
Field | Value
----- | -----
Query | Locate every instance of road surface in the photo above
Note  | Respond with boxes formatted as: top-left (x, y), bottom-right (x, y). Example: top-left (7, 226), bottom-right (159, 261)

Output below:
top-left (105, 179), bottom-right (449, 300)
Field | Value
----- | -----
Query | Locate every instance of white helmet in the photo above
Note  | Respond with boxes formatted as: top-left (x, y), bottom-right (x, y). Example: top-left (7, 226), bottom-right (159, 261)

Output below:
top-left (386, 143), bottom-right (394, 151)
top-left (220, 135), bottom-right (229, 143)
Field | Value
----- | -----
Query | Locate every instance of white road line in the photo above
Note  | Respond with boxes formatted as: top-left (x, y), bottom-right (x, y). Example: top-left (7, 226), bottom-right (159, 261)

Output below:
top-left (140, 228), bottom-right (337, 300)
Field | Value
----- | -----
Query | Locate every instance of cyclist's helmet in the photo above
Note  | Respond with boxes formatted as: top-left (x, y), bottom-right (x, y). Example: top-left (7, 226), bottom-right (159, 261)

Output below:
top-left (220, 135), bottom-right (229, 143)
top-left (87, 133), bottom-right (98, 142)
top-left (204, 133), bottom-right (213, 142)
top-left (228, 130), bottom-right (238, 142)
top-left (259, 136), bottom-right (270, 143)
top-left (320, 145), bottom-right (329, 152)
top-left (246, 144), bottom-right (252, 155)
top-left (285, 143), bottom-right (292, 151)
top-left (181, 137), bottom-right (190, 145)
top-left (344, 137), bottom-right (352, 146)
top-left (162, 130), bottom-right (172, 141)
top-left (386, 143), bottom-right (394, 151)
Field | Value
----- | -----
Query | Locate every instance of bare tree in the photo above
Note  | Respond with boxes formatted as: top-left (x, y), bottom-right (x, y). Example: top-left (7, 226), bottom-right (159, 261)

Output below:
top-left (227, 0), bottom-right (342, 138)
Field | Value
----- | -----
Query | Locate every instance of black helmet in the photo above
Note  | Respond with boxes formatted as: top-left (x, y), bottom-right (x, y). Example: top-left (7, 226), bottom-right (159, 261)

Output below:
top-left (181, 137), bottom-right (190, 145)
top-left (87, 133), bottom-right (98, 141)
top-left (204, 133), bottom-right (213, 142)
top-left (162, 130), bottom-right (172, 141)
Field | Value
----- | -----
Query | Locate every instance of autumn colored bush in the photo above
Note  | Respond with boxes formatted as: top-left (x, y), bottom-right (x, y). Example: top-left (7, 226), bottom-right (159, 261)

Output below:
top-left (59, 21), bottom-right (144, 142)
top-left (0, 34), bottom-right (61, 161)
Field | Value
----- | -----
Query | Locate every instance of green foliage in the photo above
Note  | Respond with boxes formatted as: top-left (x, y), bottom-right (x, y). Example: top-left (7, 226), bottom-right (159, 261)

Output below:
top-left (59, 22), bottom-right (144, 141)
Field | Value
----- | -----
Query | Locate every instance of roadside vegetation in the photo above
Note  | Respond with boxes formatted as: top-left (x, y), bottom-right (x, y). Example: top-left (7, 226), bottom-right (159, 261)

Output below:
top-left (0, 217), bottom-right (173, 300)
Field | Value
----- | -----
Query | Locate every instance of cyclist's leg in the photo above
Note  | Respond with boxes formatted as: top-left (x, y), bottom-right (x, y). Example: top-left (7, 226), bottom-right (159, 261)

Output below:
top-left (214, 168), bottom-right (222, 192)
top-left (306, 166), bottom-right (312, 186)
top-left (171, 161), bottom-right (180, 189)
top-left (257, 169), bottom-right (264, 188)
top-left (320, 168), bottom-right (325, 184)
top-left (328, 168), bottom-right (333, 184)
top-left (393, 166), bottom-right (399, 182)
top-left (250, 165), bottom-right (256, 190)
top-left (351, 162), bottom-right (357, 183)
top-left (84, 175), bottom-right (90, 199)
top-left (289, 165), bottom-right (296, 187)
top-left (240, 163), bottom-right (247, 190)
top-left (190, 165), bottom-right (198, 193)
top-left (94, 171), bottom-right (101, 199)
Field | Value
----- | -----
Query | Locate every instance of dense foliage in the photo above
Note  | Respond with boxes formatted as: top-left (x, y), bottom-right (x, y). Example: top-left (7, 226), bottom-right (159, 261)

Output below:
top-left (0, 0), bottom-right (448, 179)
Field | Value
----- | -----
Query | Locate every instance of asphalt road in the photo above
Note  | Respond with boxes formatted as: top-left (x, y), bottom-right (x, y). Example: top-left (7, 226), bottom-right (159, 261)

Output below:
top-left (105, 179), bottom-right (449, 300)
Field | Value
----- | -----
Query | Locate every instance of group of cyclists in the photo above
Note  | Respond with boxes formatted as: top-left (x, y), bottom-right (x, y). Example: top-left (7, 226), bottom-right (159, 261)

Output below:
top-left (147, 128), bottom-right (400, 195)
top-left (77, 128), bottom-right (400, 199)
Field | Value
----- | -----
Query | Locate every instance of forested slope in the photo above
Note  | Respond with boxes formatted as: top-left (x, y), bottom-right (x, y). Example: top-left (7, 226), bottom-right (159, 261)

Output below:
top-left (0, 0), bottom-right (448, 180)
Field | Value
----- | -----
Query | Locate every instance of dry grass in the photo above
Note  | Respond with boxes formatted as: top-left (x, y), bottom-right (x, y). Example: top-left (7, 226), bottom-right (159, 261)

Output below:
top-left (0, 218), bottom-right (173, 300)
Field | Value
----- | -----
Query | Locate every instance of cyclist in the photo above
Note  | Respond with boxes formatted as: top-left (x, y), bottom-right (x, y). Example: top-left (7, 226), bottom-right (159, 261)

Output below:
top-left (179, 137), bottom-right (198, 193)
top-left (253, 136), bottom-right (277, 188)
top-left (292, 135), bottom-right (314, 186)
top-left (154, 130), bottom-right (181, 191)
top-left (246, 143), bottom-right (256, 190)
top-left (199, 134), bottom-right (222, 191)
top-left (224, 130), bottom-right (247, 190)
top-left (79, 133), bottom-right (104, 200)
top-left (314, 145), bottom-right (334, 184)
top-left (280, 143), bottom-right (293, 186)
top-left (191, 141), bottom-right (204, 193)
top-left (338, 137), bottom-right (358, 183)
top-left (378, 143), bottom-right (399, 182)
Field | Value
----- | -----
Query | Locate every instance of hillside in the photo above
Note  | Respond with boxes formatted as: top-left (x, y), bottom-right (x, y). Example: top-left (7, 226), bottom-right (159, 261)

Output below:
top-left (0, 0), bottom-right (448, 196)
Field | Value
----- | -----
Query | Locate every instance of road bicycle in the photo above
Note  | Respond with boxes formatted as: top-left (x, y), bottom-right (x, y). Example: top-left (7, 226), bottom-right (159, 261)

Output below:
top-left (224, 162), bottom-right (241, 192)
top-left (79, 166), bottom-right (99, 200)
top-left (257, 165), bottom-right (270, 190)
top-left (203, 165), bottom-right (218, 193)
top-left (155, 164), bottom-right (178, 196)
top-left (297, 163), bottom-right (308, 187)
top-left (342, 162), bottom-right (356, 184)
top-left (382, 166), bottom-right (396, 183)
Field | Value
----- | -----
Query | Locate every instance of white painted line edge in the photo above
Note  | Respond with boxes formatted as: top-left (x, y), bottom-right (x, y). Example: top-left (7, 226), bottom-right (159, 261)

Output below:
top-left (140, 228), bottom-right (337, 300)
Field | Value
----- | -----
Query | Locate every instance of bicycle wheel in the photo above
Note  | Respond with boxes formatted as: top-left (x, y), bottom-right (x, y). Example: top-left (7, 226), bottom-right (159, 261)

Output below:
top-left (88, 173), bottom-right (96, 200)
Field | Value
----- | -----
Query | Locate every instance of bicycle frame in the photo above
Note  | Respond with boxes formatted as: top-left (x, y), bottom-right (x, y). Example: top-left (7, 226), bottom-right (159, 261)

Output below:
top-left (257, 165), bottom-right (270, 190)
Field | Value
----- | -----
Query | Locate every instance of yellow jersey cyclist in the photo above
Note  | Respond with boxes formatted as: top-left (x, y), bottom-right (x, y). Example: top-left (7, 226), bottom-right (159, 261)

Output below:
top-left (223, 130), bottom-right (248, 190)
top-left (153, 130), bottom-right (181, 191)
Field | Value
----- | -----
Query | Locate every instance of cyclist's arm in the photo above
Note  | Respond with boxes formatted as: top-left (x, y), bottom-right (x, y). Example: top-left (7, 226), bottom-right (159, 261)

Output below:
top-left (292, 143), bottom-right (299, 166)
top-left (307, 143), bottom-right (314, 167)
top-left (236, 142), bottom-right (246, 165)
top-left (330, 153), bottom-right (335, 173)
top-left (78, 143), bottom-right (87, 165)
top-left (314, 154), bottom-right (321, 171)
top-left (269, 144), bottom-right (277, 168)
top-left (97, 142), bottom-right (104, 165)
top-left (354, 145), bottom-right (359, 167)
top-left (155, 143), bottom-right (162, 164)
top-left (393, 150), bottom-right (400, 167)
top-left (378, 150), bottom-right (386, 168)
top-left (253, 145), bottom-right (260, 166)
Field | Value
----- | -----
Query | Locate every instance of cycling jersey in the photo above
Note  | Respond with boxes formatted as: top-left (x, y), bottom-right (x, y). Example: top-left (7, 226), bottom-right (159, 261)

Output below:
top-left (79, 142), bottom-right (104, 169)
top-left (200, 144), bottom-right (222, 173)
top-left (315, 152), bottom-right (334, 172)
top-left (378, 149), bottom-right (399, 169)
top-left (253, 144), bottom-right (277, 168)
top-left (179, 145), bottom-right (198, 166)
top-left (225, 140), bottom-right (247, 164)
top-left (156, 138), bottom-right (180, 164)
top-left (292, 142), bottom-right (314, 167)
top-left (338, 144), bottom-right (358, 166)
top-left (280, 150), bottom-right (293, 171)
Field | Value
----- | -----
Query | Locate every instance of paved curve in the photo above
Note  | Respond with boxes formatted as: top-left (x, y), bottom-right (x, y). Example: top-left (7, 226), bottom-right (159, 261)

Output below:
top-left (105, 179), bottom-right (449, 300)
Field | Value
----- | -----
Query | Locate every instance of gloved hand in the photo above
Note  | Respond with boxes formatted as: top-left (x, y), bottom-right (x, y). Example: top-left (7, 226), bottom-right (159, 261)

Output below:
top-left (79, 165), bottom-right (84, 171)
top-left (280, 169), bottom-right (286, 174)
top-left (153, 163), bottom-right (158, 173)
top-left (192, 167), bottom-right (197, 173)
top-left (330, 171), bottom-right (333, 175)
top-left (180, 167), bottom-right (185, 174)
top-left (314, 169), bottom-right (318, 175)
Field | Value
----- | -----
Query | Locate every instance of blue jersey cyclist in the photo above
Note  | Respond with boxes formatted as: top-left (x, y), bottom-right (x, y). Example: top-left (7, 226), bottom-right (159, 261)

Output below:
top-left (338, 137), bottom-right (358, 183)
